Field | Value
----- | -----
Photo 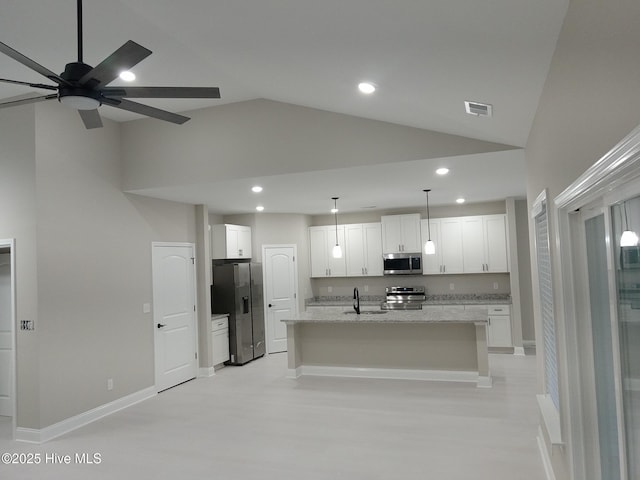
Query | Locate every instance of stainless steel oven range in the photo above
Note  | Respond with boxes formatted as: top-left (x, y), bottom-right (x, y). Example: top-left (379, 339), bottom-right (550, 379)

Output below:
top-left (381, 286), bottom-right (426, 310)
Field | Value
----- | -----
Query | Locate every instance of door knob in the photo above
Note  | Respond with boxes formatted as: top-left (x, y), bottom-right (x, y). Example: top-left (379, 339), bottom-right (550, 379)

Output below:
top-left (157, 323), bottom-right (166, 329)
top-left (268, 304), bottom-right (273, 308)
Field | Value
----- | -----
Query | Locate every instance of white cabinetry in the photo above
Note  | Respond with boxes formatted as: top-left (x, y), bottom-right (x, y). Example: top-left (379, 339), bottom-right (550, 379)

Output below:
top-left (309, 225), bottom-right (346, 277)
top-left (421, 218), bottom-right (464, 274)
top-left (381, 214), bottom-right (422, 254)
top-left (421, 214), bottom-right (508, 274)
top-left (465, 304), bottom-right (512, 347)
top-left (211, 224), bottom-right (252, 260)
top-left (345, 223), bottom-right (383, 276)
top-left (461, 215), bottom-right (509, 273)
top-left (211, 316), bottom-right (230, 366)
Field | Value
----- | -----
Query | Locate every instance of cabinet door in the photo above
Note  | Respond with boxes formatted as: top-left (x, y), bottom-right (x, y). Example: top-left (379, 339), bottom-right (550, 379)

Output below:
top-left (484, 215), bottom-right (508, 272)
top-left (225, 225), bottom-right (241, 257)
top-left (327, 225), bottom-right (346, 277)
top-left (309, 226), bottom-right (329, 277)
top-left (461, 216), bottom-right (485, 273)
top-left (345, 224), bottom-right (365, 276)
top-left (381, 215), bottom-right (402, 253)
top-left (400, 214), bottom-right (422, 252)
top-left (237, 225), bottom-right (252, 258)
top-left (212, 329), bottom-right (230, 365)
top-left (488, 315), bottom-right (512, 347)
top-left (439, 218), bottom-right (464, 274)
top-left (421, 219), bottom-right (442, 274)
top-left (363, 223), bottom-right (383, 276)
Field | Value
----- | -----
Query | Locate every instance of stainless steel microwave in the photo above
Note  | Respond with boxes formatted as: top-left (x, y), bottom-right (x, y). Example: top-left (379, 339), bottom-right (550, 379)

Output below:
top-left (383, 253), bottom-right (422, 275)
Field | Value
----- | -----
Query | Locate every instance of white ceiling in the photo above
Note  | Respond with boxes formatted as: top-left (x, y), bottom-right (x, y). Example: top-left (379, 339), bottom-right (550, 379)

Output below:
top-left (0, 1), bottom-right (569, 214)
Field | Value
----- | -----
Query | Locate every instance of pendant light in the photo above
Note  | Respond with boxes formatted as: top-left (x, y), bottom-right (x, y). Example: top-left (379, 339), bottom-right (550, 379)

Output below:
top-left (331, 197), bottom-right (343, 258)
top-left (423, 189), bottom-right (436, 255)
top-left (620, 200), bottom-right (639, 247)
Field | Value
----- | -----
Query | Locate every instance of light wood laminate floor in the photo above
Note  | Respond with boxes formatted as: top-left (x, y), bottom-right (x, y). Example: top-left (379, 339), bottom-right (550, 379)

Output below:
top-left (0, 352), bottom-right (545, 480)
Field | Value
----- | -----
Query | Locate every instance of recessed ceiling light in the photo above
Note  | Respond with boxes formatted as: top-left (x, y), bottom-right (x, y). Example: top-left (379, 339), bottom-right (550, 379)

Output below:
top-left (358, 82), bottom-right (376, 94)
top-left (256, 205), bottom-right (264, 212)
top-left (436, 168), bottom-right (449, 175)
top-left (119, 71), bottom-right (136, 82)
top-left (456, 198), bottom-right (466, 204)
top-left (251, 186), bottom-right (263, 193)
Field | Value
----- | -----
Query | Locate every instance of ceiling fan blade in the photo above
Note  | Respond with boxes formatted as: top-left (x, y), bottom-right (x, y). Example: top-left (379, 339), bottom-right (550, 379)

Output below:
top-left (0, 94), bottom-right (57, 109)
top-left (79, 40), bottom-right (152, 87)
top-left (0, 77), bottom-right (58, 91)
top-left (101, 86), bottom-right (221, 99)
top-left (102, 97), bottom-right (189, 124)
top-left (78, 109), bottom-right (103, 129)
top-left (0, 41), bottom-right (70, 86)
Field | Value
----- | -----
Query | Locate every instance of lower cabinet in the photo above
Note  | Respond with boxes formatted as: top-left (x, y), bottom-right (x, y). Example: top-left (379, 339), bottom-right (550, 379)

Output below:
top-left (211, 316), bottom-right (230, 366)
top-left (464, 304), bottom-right (512, 347)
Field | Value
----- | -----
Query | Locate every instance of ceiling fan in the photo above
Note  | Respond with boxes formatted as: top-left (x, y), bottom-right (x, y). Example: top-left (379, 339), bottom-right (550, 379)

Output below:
top-left (0, 0), bottom-right (221, 129)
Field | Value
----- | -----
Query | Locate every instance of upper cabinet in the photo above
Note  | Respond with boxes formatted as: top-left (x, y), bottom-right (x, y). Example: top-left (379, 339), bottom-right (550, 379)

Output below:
top-left (381, 214), bottom-right (422, 254)
top-left (461, 215), bottom-right (509, 273)
top-left (309, 225), bottom-right (347, 277)
top-left (345, 223), bottom-right (383, 276)
top-left (211, 224), bottom-right (252, 260)
top-left (421, 214), bottom-right (508, 274)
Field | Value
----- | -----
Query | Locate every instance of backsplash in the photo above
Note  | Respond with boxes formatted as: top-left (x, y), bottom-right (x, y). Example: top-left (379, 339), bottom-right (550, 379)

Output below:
top-left (311, 272), bottom-right (511, 297)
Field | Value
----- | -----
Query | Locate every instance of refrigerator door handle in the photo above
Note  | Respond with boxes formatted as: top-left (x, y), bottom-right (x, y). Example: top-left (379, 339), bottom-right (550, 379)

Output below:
top-left (242, 296), bottom-right (250, 314)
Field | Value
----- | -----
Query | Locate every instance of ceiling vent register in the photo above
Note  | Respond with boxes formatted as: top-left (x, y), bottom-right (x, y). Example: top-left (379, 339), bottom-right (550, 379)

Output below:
top-left (464, 101), bottom-right (493, 117)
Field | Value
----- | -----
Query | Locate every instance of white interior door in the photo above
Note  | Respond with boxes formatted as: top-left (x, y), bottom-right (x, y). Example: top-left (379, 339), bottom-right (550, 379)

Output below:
top-left (0, 253), bottom-right (12, 416)
top-left (152, 243), bottom-right (197, 392)
top-left (263, 245), bottom-right (298, 353)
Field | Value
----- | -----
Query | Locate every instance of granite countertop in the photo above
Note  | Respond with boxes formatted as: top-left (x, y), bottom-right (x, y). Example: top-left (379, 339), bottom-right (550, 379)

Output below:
top-left (305, 294), bottom-right (511, 307)
top-left (283, 306), bottom-right (488, 325)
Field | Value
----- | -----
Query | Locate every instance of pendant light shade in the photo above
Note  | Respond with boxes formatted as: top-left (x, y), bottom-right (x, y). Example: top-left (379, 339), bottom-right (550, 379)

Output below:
top-left (423, 189), bottom-right (436, 255)
top-left (331, 197), bottom-right (343, 258)
top-left (621, 201), bottom-right (639, 247)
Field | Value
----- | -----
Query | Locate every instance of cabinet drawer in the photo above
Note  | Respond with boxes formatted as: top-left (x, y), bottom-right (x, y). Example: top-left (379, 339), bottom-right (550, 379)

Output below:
top-left (212, 316), bottom-right (229, 332)
top-left (488, 305), bottom-right (510, 315)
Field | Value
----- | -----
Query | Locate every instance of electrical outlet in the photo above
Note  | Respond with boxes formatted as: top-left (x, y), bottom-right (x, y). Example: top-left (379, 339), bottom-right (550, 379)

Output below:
top-left (364, 285), bottom-right (369, 292)
top-left (143, 303), bottom-right (151, 313)
top-left (449, 283), bottom-right (455, 291)
top-left (327, 286), bottom-right (333, 293)
top-left (107, 378), bottom-right (113, 391)
top-left (493, 282), bottom-right (499, 290)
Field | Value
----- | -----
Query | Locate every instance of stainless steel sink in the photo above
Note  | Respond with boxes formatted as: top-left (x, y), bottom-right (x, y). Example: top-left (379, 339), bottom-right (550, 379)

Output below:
top-left (344, 310), bottom-right (388, 315)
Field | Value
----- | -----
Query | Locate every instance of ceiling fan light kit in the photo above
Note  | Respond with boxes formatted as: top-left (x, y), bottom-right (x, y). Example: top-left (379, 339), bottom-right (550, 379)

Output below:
top-left (0, 0), bottom-right (221, 129)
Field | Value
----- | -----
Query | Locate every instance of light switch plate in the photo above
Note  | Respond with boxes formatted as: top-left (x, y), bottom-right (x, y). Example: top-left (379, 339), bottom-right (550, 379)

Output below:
top-left (143, 303), bottom-right (151, 313)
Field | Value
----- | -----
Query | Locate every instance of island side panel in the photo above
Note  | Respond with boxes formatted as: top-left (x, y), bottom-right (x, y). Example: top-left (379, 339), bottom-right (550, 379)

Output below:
top-left (298, 322), bottom-right (478, 371)
top-left (474, 323), bottom-right (491, 387)
top-left (286, 323), bottom-right (302, 375)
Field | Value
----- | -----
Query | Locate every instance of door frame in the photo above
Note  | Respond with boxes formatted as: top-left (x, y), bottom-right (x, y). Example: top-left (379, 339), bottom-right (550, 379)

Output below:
top-left (0, 238), bottom-right (16, 439)
top-left (554, 124), bottom-right (640, 479)
top-left (262, 244), bottom-right (299, 354)
top-left (151, 242), bottom-right (199, 392)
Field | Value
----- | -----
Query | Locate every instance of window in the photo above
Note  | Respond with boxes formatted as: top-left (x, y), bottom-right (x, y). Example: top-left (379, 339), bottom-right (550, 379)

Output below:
top-left (532, 192), bottom-right (560, 411)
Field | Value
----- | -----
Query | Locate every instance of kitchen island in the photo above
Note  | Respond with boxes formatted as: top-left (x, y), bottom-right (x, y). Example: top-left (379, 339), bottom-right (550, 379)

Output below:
top-left (283, 307), bottom-right (491, 387)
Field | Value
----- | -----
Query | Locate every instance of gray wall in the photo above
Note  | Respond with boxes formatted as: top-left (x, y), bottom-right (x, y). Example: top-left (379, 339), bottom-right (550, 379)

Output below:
top-left (2, 101), bottom-right (197, 429)
top-left (0, 104), bottom-right (40, 428)
top-left (122, 99), bottom-right (516, 192)
top-left (515, 199), bottom-right (534, 342)
top-left (525, 2), bottom-right (640, 479)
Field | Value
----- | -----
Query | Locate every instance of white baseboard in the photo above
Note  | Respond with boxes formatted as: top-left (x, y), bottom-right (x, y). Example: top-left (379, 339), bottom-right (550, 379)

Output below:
top-left (290, 365), bottom-right (488, 386)
top-left (198, 367), bottom-right (215, 377)
top-left (513, 346), bottom-right (526, 356)
top-left (15, 386), bottom-right (157, 444)
top-left (537, 426), bottom-right (557, 480)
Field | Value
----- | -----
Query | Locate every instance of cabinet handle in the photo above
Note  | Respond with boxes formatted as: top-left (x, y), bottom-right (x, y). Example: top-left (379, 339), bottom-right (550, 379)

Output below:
top-left (443, 265), bottom-right (446, 273)
top-left (239, 249), bottom-right (243, 256)
top-left (365, 267), bottom-right (368, 275)
top-left (329, 268), bottom-right (332, 276)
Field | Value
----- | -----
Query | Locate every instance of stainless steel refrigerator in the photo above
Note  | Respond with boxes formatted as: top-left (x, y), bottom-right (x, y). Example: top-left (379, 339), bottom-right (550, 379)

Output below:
top-left (211, 262), bottom-right (265, 365)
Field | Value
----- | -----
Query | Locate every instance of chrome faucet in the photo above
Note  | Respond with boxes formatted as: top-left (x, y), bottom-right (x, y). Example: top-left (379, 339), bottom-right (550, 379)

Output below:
top-left (353, 287), bottom-right (360, 314)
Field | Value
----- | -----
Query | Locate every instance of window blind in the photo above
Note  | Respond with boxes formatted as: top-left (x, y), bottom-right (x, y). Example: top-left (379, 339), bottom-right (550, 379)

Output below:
top-left (535, 201), bottom-right (560, 410)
